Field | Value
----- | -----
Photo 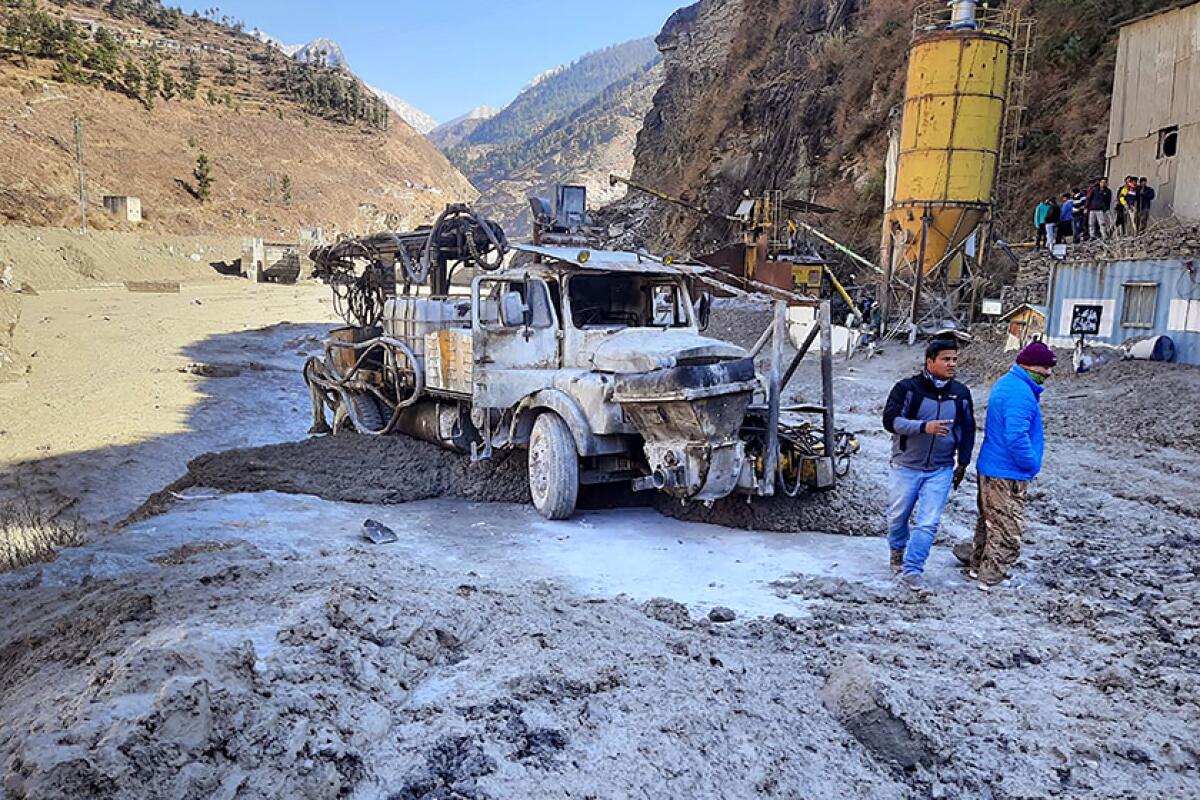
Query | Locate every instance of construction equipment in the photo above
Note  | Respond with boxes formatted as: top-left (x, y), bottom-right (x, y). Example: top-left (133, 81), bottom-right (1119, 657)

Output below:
top-left (881, 1), bottom-right (1031, 338)
top-left (304, 191), bottom-right (856, 520)
top-left (608, 174), bottom-right (872, 319)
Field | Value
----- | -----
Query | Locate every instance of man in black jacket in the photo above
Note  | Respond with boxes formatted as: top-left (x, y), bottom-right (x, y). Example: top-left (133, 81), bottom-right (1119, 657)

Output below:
top-left (882, 339), bottom-right (976, 590)
top-left (1086, 178), bottom-right (1113, 240)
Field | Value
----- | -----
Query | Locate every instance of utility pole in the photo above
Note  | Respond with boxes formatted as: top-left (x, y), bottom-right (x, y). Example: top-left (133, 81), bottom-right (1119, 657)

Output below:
top-left (73, 115), bottom-right (87, 235)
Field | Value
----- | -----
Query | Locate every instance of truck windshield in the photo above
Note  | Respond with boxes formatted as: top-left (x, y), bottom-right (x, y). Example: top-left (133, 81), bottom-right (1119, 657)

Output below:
top-left (568, 274), bottom-right (690, 329)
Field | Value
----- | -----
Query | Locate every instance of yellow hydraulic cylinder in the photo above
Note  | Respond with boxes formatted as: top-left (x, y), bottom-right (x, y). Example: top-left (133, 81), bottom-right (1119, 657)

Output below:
top-left (888, 27), bottom-right (1011, 281)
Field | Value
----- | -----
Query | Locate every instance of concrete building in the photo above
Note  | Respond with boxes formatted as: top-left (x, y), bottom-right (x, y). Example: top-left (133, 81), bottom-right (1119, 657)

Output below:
top-left (1106, 2), bottom-right (1200, 220)
top-left (102, 196), bottom-right (142, 224)
top-left (1044, 258), bottom-right (1200, 365)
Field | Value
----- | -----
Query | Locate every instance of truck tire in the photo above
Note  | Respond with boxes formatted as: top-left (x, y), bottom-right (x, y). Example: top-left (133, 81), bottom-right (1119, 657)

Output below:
top-left (528, 412), bottom-right (579, 520)
top-left (333, 393), bottom-right (385, 434)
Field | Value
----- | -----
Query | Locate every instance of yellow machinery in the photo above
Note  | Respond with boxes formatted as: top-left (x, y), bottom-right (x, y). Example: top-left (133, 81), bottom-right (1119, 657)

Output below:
top-left (884, 1), bottom-right (1029, 332)
top-left (609, 174), bottom-right (876, 317)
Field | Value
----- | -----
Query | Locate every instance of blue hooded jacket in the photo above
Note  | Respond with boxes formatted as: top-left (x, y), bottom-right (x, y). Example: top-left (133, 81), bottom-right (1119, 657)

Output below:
top-left (977, 365), bottom-right (1045, 481)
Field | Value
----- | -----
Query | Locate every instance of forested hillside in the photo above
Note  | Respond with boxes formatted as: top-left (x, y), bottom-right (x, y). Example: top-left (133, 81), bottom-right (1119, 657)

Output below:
top-left (456, 38), bottom-right (658, 151)
top-left (441, 37), bottom-right (662, 235)
top-left (472, 60), bottom-right (664, 236)
top-left (0, 0), bottom-right (474, 233)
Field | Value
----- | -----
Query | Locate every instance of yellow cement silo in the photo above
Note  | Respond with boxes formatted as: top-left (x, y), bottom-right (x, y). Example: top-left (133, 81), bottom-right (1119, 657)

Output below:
top-left (887, 4), bottom-right (1014, 283)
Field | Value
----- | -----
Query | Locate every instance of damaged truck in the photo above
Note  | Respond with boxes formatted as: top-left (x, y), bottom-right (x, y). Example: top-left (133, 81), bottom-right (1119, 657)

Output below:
top-left (304, 191), bottom-right (855, 519)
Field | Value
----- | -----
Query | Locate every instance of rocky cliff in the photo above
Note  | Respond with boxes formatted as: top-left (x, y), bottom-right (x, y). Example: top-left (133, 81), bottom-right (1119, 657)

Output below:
top-left (608, 0), bottom-right (1181, 259)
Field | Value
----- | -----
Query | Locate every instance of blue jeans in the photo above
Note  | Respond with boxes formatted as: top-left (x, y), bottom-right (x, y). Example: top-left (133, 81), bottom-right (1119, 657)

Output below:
top-left (887, 465), bottom-right (955, 575)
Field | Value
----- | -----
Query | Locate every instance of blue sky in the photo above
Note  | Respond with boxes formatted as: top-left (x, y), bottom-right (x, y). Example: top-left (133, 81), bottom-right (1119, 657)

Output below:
top-left (178, 1), bottom-right (684, 123)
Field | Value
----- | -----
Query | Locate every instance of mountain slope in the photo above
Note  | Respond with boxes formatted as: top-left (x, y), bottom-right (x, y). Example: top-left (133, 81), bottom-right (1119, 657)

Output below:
top-left (442, 38), bottom-right (663, 235)
top-left (472, 61), bottom-right (663, 236)
top-left (248, 28), bottom-right (438, 134)
top-left (607, 0), bottom-right (1184, 260)
top-left (428, 106), bottom-right (498, 150)
top-left (365, 83), bottom-right (438, 134)
top-left (459, 38), bottom-right (659, 150)
top-left (0, 0), bottom-right (472, 234)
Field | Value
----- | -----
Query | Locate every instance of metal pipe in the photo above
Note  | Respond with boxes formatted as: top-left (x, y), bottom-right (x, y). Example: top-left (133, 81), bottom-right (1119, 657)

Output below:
top-left (781, 315), bottom-right (821, 391)
top-left (819, 301), bottom-right (836, 464)
top-left (792, 219), bottom-right (882, 275)
top-left (763, 301), bottom-right (786, 497)
top-left (749, 323), bottom-right (774, 358)
top-left (910, 209), bottom-right (931, 343)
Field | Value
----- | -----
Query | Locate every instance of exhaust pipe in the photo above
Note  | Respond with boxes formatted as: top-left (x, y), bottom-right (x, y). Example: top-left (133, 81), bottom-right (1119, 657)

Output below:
top-left (632, 471), bottom-right (667, 493)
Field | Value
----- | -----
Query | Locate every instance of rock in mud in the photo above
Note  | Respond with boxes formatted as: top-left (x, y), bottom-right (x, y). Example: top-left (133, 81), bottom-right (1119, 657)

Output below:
top-left (641, 597), bottom-right (693, 628)
top-left (708, 606), bottom-right (736, 623)
top-left (820, 655), bottom-right (934, 769)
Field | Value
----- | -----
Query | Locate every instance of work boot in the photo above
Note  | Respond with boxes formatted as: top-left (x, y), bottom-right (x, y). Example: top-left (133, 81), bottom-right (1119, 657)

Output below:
top-left (952, 541), bottom-right (973, 566)
top-left (899, 572), bottom-right (930, 593)
top-left (890, 549), bottom-right (905, 575)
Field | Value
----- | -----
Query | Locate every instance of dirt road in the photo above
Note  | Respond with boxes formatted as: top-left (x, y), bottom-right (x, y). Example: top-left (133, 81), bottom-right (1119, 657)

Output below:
top-left (1, 295), bottom-right (1198, 799)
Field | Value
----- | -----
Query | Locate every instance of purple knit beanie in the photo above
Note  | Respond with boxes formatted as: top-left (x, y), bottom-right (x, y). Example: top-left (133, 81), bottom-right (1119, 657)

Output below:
top-left (1016, 341), bottom-right (1057, 367)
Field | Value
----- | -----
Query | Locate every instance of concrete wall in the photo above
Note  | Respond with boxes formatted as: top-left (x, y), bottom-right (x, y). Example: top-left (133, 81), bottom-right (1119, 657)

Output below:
top-left (102, 196), bottom-right (142, 223)
top-left (1045, 258), bottom-right (1200, 364)
top-left (1106, 2), bottom-right (1200, 220)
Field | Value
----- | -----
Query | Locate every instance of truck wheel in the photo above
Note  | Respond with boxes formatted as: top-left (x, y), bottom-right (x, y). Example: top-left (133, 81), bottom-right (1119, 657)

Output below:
top-left (333, 393), bottom-right (385, 434)
top-left (528, 412), bottom-right (579, 520)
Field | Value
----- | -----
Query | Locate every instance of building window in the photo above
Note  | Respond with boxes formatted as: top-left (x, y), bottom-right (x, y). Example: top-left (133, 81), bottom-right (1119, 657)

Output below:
top-left (1157, 126), bottom-right (1179, 159)
top-left (1122, 282), bottom-right (1158, 328)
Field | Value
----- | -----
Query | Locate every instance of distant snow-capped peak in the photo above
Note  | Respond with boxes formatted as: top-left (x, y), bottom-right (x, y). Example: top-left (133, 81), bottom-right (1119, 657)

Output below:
top-left (521, 64), bottom-right (567, 93)
top-left (365, 83), bottom-right (438, 134)
top-left (249, 30), bottom-right (438, 133)
top-left (437, 106), bottom-right (500, 129)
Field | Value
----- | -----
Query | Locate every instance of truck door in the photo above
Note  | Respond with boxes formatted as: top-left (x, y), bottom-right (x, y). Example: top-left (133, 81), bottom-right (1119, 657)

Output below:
top-left (472, 276), bottom-right (559, 408)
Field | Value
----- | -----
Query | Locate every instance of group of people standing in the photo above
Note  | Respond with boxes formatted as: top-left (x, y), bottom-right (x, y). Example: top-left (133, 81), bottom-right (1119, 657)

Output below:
top-left (1035, 176), bottom-right (1155, 249)
top-left (882, 338), bottom-right (1056, 592)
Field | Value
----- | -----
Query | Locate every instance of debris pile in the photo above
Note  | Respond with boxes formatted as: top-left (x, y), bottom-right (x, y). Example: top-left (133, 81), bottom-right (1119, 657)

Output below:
top-left (128, 434), bottom-right (533, 524)
top-left (1008, 218), bottom-right (1200, 307)
top-left (130, 430), bottom-right (886, 536)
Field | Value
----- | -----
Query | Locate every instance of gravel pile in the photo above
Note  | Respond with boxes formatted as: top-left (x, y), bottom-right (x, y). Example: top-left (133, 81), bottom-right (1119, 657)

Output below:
top-left (1011, 218), bottom-right (1200, 306)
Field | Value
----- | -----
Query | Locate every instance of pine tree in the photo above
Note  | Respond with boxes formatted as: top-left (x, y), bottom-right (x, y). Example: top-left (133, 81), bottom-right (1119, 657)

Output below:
top-left (86, 27), bottom-right (120, 75)
top-left (122, 59), bottom-right (142, 102)
top-left (193, 154), bottom-right (214, 201)
top-left (160, 69), bottom-right (175, 101)
top-left (181, 54), bottom-right (200, 100)
top-left (142, 55), bottom-right (160, 109)
top-left (3, 0), bottom-right (42, 67)
top-left (280, 174), bottom-right (293, 205)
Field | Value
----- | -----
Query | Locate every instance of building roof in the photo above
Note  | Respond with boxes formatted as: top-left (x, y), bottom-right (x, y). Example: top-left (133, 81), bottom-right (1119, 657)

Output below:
top-left (998, 303), bottom-right (1046, 322)
top-left (1117, 0), bottom-right (1200, 28)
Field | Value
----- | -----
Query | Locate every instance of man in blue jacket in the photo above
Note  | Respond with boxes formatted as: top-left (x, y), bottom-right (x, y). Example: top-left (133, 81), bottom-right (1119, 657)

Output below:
top-left (957, 341), bottom-right (1056, 588)
top-left (882, 339), bottom-right (976, 591)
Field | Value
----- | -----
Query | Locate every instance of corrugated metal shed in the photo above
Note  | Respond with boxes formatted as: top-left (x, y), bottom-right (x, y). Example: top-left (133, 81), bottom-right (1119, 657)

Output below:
top-left (1045, 258), bottom-right (1200, 364)
top-left (1106, 2), bottom-right (1200, 219)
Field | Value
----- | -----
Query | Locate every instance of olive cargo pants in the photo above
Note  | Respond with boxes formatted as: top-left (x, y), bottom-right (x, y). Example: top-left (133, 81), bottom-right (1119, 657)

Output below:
top-left (969, 475), bottom-right (1029, 584)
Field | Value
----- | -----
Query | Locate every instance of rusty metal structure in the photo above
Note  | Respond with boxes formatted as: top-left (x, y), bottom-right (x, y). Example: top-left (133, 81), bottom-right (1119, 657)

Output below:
top-left (606, 174), bottom-right (879, 312)
top-left (881, 0), bottom-right (1031, 339)
top-left (303, 192), bottom-right (856, 520)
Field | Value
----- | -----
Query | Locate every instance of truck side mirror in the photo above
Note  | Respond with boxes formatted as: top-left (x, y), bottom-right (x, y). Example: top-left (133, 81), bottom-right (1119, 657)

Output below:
top-left (500, 290), bottom-right (529, 327)
top-left (696, 291), bottom-right (712, 331)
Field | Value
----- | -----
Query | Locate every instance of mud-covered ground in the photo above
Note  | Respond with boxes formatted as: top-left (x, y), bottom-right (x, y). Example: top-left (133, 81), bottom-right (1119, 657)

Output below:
top-left (1, 303), bottom-right (1199, 798)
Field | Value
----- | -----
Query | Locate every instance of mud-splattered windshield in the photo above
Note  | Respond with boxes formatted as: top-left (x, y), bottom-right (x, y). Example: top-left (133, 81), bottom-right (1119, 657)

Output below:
top-left (567, 274), bottom-right (690, 329)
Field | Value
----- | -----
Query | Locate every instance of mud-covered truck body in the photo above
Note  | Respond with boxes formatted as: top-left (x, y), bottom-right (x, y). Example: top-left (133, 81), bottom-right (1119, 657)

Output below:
top-left (305, 209), bottom-right (853, 519)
